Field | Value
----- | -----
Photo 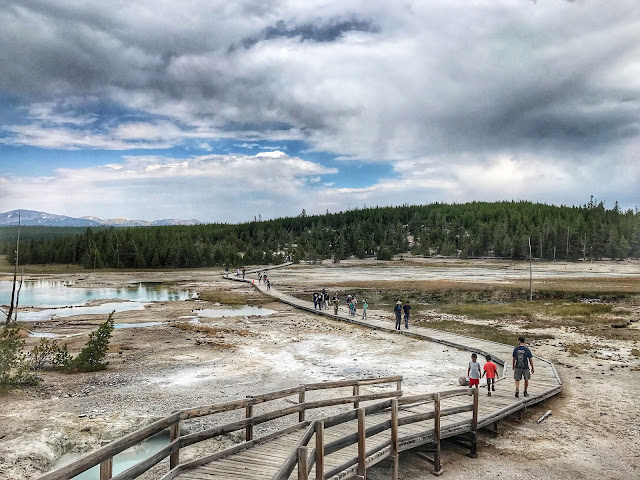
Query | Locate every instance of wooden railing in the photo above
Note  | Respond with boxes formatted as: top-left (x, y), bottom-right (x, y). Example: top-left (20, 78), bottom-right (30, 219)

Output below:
top-left (39, 376), bottom-right (402, 480)
top-left (274, 387), bottom-right (478, 480)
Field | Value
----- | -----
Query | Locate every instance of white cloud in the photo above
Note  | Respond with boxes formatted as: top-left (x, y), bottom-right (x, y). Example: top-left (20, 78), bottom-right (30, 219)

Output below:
top-left (0, 152), bottom-right (338, 221)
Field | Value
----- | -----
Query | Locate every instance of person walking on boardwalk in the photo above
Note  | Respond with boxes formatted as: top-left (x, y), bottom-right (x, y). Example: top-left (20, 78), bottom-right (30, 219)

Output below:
top-left (242, 268), bottom-right (245, 280)
top-left (513, 336), bottom-right (534, 398)
top-left (313, 292), bottom-right (318, 310)
top-left (482, 355), bottom-right (498, 396)
top-left (266, 279), bottom-right (271, 291)
top-left (468, 353), bottom-right (481, 388)
top-left (402, 301), bottom-right (411, 329)
top-left (394, 301), bottom-right (402, 330)
top-left (333, 293), bottom-right (339, 315)
top-left (362, 299), bottom-right (368, 319)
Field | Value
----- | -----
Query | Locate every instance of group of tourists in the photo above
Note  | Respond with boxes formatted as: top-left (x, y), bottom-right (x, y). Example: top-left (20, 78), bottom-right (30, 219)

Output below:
top-left (466, 336), bottom-right (534, 397)
top-left (310, 290), bottom-right (369, 319)
top-left (313, 289), bottom-right (330, 310)
top-left (393, 300), bottom-right (411, 330)
top-left (258, 271), bottom-right (271, 291)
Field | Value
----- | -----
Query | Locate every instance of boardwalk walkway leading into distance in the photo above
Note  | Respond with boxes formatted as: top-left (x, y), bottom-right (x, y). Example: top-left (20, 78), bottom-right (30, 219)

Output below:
top-left (41, 263), bottom-right (562, 480)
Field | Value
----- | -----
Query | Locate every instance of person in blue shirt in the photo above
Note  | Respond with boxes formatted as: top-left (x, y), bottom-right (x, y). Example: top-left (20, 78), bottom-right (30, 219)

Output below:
top-left (512, 336), bottom-right (534, 398)
top-left (394, 301), bottom-right (402, 330)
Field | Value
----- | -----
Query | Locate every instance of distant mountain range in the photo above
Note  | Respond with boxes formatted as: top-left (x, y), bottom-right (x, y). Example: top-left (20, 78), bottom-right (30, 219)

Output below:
top-left (0, 210), bottom-right (202, 227)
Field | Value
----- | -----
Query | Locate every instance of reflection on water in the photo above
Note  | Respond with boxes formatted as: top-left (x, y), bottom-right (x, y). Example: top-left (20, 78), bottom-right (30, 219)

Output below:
top-left (194, 306), bottom-right (277, 318)
top-left (18, 302), bottom-right (148, 322)
top-left (0, 280), bottom-right (195, 308)
top-left (51, 432), bottom-right (169, 480)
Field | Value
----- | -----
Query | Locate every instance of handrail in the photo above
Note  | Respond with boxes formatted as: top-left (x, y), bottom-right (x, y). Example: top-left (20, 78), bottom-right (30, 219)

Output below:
top-left (279, 387), bottom-right (477, 480)
top-left (39, 375), bottom-right (402, 480)
top-left (38, 412), bottom-right (181, 480)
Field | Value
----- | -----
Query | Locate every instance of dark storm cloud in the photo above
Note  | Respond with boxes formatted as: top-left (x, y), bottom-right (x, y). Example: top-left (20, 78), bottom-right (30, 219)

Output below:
top-left (1, 0), bottom-right (639, 206)
top-left (236, 18), bottom-right (380, 50)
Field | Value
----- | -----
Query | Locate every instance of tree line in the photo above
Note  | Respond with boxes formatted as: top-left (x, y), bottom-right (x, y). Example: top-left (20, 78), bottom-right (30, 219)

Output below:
top-left (1, 200), bottom-right (638, 269)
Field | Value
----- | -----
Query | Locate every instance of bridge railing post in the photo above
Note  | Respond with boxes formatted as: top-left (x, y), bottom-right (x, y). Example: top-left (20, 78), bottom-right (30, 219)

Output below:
top-left (297, 446), bottom-right (309, 480)
top-left (470, 388), bottom-right (478, 458)
top-left (246, 396), bottom-right (254, 441)
top-left (315, 420), bottom-right (324, 480)
top-left (357, 408), bottom-right (366, 478)
top-left (170, 419), bottom-right (181, 470)
top-left (299, 386), bottom-right (306, 422)
top-left (353, 383), bottom-right (360, 409)
top-left (433, 393), bottom-right (442, 475)
top-left (396, 378), bottom-right (402, 394)
top-left (99, 457), bottom-right (112, 480)
top-left (391, 398), bottom-right (399, 480)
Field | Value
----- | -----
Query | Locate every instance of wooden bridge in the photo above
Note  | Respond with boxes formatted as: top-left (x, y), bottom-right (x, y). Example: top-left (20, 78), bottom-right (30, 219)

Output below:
top-left (40, 263), bottom-right (562, 480)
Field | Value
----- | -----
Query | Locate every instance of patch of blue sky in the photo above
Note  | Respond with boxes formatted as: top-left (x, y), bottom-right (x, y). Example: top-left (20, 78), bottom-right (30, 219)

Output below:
top-left (0, 146), bottom-right (168, 176)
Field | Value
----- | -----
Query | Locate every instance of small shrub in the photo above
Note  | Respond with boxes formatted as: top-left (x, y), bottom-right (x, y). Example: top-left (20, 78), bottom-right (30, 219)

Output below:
top-left (70, 312), bottom-right (115, 372)
top-left (631, 348), bottom-right (640, 357)
top-left (377, 248), bottom-right (393, 261)
top-left (0, 327), bottom-right (37, 386)
top-left (28, 338), bottom-right (72, 371)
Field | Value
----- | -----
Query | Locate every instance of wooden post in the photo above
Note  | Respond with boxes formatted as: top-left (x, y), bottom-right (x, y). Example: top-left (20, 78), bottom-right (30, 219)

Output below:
top-left (433, 393), bottom-right (442, 475)
top-left (315, 420), bottom-right (324, 480)
top-left (357, 408), bottom-right (366, 478)
top-left (246, 397), bottom-right (254, 441)
top-left (298, 446), bottom-right (309, 480)
top-left (470, 388), bottom-right (478, 458)
top-left (353, 384), bottom-right (360, 409)
top-left (170, 420), bottom-right (180, 469)
top-left (391, 399), bottom-right (399, 480)
top-left (99, 458), bottom-right (113, 480)
top-left (396, 379), bottom-right (402, 394)
top-left (529, 237), bottom-right (533, 301)
top-left (299, 387), bottom-right (306, 422)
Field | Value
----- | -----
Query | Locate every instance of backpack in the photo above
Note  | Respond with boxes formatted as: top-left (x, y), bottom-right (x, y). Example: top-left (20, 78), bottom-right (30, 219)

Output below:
top-left (515, 347), bottom-right (528, 369)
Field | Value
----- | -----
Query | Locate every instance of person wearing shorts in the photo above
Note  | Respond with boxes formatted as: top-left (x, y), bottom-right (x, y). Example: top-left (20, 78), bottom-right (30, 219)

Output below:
top-left (482, 355), bottom-right (498, 396)
top-left (513, 336), bottom-right (534, 397)
top-left (468, 353), bottom-right (481, 388)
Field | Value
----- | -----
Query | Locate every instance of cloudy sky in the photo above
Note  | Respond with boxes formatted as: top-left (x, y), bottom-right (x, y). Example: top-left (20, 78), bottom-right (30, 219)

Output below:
top-left (0, 0), bottom-right (638, 222)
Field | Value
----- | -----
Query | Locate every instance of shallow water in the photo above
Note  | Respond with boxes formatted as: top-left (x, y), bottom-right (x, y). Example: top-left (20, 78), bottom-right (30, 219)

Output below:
top-left (18, 302), bottom-right (149, 322)
top-left (0, 280), bottom-right (195, 308)
top-left (51, 432), bottom-right (169, 480)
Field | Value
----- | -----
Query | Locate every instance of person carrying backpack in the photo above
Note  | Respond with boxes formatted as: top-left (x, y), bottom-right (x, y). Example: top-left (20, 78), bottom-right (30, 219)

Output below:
top-left (512, 336), bottom-right (534, 398)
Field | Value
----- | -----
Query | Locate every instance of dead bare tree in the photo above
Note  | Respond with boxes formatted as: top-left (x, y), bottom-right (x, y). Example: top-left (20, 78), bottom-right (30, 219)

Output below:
top-left (13, 268), bottom-right (24, 323)
top-left (5, 211), bottom-right (21, 324)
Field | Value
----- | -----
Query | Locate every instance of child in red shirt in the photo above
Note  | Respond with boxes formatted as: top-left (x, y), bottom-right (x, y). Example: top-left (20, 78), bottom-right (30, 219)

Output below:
top-left (482, 355), bottom-right (498, 396)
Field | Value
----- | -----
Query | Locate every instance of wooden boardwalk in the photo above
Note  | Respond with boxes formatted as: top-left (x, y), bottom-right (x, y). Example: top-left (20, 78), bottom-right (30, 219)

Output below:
top-left (40, 263), bottom-right (562, 480)
top-left (173, 266), bottom-right (562, 480)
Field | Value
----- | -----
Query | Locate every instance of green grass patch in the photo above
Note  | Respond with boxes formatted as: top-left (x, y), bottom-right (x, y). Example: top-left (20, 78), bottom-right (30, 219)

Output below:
top-left (438, 300), bottom-right (615, 320)
top-left (416, 319), bottom-right (554, 345)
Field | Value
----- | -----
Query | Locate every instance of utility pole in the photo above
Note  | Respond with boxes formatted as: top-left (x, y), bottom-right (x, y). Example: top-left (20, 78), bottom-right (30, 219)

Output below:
top-left (529, 237), bottom-right (533, 302)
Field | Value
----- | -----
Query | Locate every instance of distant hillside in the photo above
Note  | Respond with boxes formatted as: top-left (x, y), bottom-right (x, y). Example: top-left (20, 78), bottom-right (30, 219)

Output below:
top-left (0, 210), bottom-right (201, 227)
top-left (0, 210), bottom-right (101, 227)
top-left (2, 201), bottom-right (638, 268)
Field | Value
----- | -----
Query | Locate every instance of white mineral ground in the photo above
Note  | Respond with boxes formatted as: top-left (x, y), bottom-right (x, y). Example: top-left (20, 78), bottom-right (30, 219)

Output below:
top-left (0, 258), bottom-right (638, 480)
